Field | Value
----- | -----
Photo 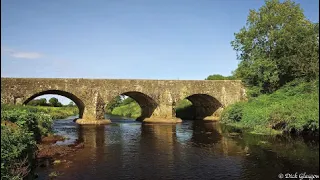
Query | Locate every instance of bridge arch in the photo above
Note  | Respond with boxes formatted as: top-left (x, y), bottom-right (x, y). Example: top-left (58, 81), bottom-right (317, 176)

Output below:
top-left (176, 94), bottom-right (223, 120)
top-left (23, 90), bottom-right (85, 118)
top-left (107, 91), bottom-right (158, 121)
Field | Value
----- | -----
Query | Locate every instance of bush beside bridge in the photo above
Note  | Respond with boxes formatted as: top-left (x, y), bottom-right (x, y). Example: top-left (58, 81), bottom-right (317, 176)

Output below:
top-left (1, 105), bottom-right (77, 179)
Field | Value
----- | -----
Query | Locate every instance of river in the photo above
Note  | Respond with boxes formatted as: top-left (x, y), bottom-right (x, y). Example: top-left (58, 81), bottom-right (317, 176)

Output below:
top-left (36, 115), bottom-right (319, 180)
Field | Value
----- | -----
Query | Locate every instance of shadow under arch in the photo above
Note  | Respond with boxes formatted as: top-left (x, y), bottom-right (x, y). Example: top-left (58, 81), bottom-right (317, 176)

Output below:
top-left (23, 90), bottom-right (85, 119)
top-left (109, 91), bottom-right (158, 121)
top-left (176, 94), bottom-right (223, 120)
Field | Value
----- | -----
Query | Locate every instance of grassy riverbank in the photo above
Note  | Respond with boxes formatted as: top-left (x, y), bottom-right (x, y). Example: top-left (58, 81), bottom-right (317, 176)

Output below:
top-left (221, 80), bottom-right (319, 135)
top-left (110, 100), bottom-right (141, 118)
top-left (1, 105), bottom-right (78, 179)
top-left (1, 104), bottom-right (78, 119)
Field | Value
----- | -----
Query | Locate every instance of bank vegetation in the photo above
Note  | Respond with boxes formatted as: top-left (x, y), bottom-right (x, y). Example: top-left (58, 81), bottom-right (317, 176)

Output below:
top-left (1, 104), bottom-right (78, 179)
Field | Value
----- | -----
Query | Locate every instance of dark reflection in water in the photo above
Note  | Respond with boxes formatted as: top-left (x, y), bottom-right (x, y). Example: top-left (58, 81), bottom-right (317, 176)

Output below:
top-left (189, 121), bottom-right (222, 146)
top-left (37, 116), bottom-right (319, 180)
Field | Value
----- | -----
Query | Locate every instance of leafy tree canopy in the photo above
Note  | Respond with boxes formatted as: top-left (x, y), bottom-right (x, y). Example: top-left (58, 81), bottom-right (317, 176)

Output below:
top-left (122, 97), bottom-right (135, 105)
top-left (205, 74), bottom-right (237, 80)
top-left (67, 101), bottom-right (76, 107)
top-left (49, 97), bottom-right (62, 107)
top-left (105, 95), bottom-right (123, 113)
top-left (28, 98), bottom-right (48, 106)
top-left (231, 0), bottom-right (319, 96)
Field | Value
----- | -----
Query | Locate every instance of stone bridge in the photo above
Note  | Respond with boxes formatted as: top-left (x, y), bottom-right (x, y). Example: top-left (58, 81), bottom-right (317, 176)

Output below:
top-left (1, 78), bottom-right (246, 124)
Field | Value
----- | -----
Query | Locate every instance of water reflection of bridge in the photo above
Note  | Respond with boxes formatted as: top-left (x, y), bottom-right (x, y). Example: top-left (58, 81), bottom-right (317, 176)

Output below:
top-left (75, 122), bottom-right (247, 158)
top-left (56, 122), bottom-right (248, 179)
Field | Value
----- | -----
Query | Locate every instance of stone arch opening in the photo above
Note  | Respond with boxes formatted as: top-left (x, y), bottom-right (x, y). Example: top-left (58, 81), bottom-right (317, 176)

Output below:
top-left (23, 90), bottom-right (85, 118)
top-left (106, 91), bottom-right (158, 121)
top-left (176, 94), bottom-right (222, 120)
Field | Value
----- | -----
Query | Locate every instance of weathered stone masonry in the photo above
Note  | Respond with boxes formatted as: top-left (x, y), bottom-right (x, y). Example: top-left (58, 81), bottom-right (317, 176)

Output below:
top-left (1, 78), bottom-right (246, 124)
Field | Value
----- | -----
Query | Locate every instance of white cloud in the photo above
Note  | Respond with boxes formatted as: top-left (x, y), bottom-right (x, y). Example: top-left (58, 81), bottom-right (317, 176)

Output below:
top-left (1, 46), bottom-right (43, 59)
top-left (10, 52), bottom-right (42, 59)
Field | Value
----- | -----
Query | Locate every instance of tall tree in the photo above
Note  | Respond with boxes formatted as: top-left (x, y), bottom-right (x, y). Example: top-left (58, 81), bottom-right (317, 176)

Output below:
top-left (49, 97), bottom-right (59, 107)
top-left (231, 0), bottom-right (319, 96)
top-left (105, 96), bottom-right (122, 113)
top-left (67, 101), bottom-right (76, 107)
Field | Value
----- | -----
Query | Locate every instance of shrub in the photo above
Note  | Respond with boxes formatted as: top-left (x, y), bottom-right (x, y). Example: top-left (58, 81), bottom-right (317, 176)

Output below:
top-left (1, 104), bottom-right (75, 179)
top-left (1, 124), bottom-right (36, 180)
top-left (221, 102), bottom-right (245, 123)
top-left (1, 109), bottom-right (53, 141)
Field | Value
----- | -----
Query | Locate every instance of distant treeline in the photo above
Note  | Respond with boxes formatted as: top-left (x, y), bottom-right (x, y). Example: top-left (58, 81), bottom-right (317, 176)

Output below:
top-left (28, 97), bottom-right (76, 107)
top-left (205, 74), bottom-right (238, 80)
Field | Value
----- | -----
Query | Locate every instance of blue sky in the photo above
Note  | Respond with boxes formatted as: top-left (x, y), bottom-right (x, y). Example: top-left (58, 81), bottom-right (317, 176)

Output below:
top-left (1, 0), bottom-right (318, 104)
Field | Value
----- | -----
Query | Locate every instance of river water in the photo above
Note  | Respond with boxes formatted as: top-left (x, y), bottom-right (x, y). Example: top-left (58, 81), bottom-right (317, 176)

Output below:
top-left (36, 115), bottom-right (319, 180)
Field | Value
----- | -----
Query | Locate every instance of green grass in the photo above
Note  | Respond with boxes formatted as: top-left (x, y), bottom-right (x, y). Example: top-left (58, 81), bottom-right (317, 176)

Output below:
top-left (221, 79), bottom-right (319, 135)
top-left (111, 101), bottom-right (141, 118)
top-left (1, 104), bottom-right (78, 119)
